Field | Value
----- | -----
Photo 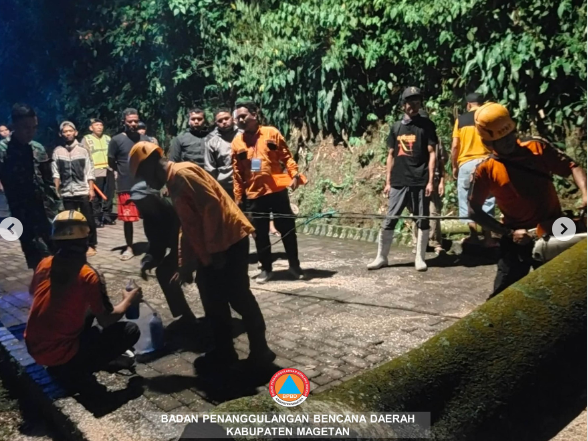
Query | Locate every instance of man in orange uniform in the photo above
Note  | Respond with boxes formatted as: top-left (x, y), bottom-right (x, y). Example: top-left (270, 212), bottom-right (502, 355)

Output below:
top-left (129, 142), bottom-right (275, 368)
top-left (468, 102), bottom-right (587, 298)
top-left (232, 101), bottom-right (304, 284)
top-left (25, 210), bottom-right (142, 390)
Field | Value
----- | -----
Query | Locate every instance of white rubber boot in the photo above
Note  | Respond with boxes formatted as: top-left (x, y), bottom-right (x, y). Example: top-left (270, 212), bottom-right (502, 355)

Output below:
top-left (415, 229), bottom-right (429, 272)
top-left (367, 230), bottom-right (394, 270)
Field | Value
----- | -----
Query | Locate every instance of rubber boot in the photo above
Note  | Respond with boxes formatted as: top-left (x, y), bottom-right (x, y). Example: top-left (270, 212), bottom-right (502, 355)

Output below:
top-left (415, 229), bottom-right (429, 272)
top-left (367, 230), bottom-right (394, 270)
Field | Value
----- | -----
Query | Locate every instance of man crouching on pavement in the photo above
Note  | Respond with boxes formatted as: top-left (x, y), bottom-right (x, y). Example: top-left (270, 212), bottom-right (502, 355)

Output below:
top-left (25, 210), bottom-right (142, 391)
top-left (129, 142), bottom-right (276, 369)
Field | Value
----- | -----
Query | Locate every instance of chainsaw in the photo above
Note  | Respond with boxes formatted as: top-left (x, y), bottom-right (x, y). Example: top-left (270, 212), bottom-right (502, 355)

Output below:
top-left (531, 209), bottom-right (587, 263)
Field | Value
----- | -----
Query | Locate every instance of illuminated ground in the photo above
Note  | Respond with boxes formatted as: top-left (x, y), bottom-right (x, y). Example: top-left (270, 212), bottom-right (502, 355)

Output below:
top-left (0, 221), bottom-right (581, 440)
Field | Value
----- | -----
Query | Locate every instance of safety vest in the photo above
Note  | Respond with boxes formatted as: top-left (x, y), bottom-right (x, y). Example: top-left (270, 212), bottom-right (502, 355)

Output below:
top-left (83, 134), bottom-right (111, 169)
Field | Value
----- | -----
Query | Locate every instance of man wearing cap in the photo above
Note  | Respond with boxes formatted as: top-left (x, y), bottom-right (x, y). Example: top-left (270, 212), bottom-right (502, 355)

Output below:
top-left (0, 104), bottom-right (61, 269)
top-left (126, 181), bottom-right (194, 321)
top-left (232, 101), bottom-right (304, 284)
top-left (452, 93), bottom-right (496, 247)
top-left (52, 121), bottom-right (98, 256)
top-left (129, 141), bottom-right (275, 368)
top-left (368, 87), bottom-right (438, 272)
top-left (25, 210), bottom-right (142, 391)
top-left (469, 102), bottom-right (587, 298)
top-left (82, 118), bottom-right (115, 228)
top-left (108, 108), bottom-right (150, 261)
top-left (137, 121), bottom-right (159, 145)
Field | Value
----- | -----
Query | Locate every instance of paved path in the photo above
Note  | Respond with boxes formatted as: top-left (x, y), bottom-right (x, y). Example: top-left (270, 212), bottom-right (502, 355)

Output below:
top-left (0, 222), bottom-right (499, 439)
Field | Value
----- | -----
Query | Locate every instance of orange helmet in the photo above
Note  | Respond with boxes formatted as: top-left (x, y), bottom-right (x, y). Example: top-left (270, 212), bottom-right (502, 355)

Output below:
top-left (128, 141), bottom-right (163, 177)
top-left (474, 102), bottom-right (516, 141)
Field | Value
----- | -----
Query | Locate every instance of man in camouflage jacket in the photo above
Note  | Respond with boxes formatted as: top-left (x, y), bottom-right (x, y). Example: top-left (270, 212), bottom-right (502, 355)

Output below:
top-left (0, 104), bottom-right (61, 268)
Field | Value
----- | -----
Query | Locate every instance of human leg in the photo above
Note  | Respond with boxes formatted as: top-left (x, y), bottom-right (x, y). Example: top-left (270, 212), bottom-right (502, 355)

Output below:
top-left (367, 187), bottom-right (409, 270)
top-left (409, 187), bottom-right (430, 271)
top-left (156, 253), bottom-right (192, 318)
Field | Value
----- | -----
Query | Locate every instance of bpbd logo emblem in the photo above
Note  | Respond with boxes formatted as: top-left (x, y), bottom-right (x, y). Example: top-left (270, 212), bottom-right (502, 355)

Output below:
top-left (269, 368), bottom-right (310, 407)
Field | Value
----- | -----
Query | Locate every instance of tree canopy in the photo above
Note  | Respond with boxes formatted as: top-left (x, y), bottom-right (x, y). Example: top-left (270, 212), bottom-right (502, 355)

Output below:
top-left (0, 0), bottom-right (585, 146)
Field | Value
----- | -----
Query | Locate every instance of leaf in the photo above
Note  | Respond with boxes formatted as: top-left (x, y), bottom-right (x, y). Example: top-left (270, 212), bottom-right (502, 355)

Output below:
top-left (539, 82), bottom-right (549, 94)
top-left (518, 92), bottom-right (527, 110)
top-left (557, 1), bottom-right (567, 18)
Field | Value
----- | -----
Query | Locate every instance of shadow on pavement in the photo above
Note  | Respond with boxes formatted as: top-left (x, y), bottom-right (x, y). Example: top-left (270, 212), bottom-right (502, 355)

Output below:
top-left (267, 268), bottom-right (337, 281)
top-left (144, 361), bottom-right (278, 404)
top-left (248, 252), bottom-right (288, 264)
top-left (70, 376), bottom-right (144, 418)
top-left (109, 241), bottom-right (149, 256)
top-left (387, 246), bottom-right (499, 269)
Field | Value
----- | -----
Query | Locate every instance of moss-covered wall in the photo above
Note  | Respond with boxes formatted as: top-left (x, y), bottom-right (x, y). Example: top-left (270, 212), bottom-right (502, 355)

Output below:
top-left (216, 240), bottom-right (587, 441)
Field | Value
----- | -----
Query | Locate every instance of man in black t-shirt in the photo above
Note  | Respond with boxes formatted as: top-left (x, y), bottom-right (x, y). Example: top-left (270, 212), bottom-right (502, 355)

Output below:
top-left (367, 87), bottom-right (438, 272)
top-left (108, 108), bottom-right (150, 260)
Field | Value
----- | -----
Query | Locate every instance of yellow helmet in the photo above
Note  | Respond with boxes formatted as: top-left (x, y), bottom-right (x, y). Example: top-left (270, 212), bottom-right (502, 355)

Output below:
top-left (129, 141), bottom-right (163, 177)
top-left (52, 210), bottom-right (90, 240)
top-left (474, 102), bottom-right (516, 141)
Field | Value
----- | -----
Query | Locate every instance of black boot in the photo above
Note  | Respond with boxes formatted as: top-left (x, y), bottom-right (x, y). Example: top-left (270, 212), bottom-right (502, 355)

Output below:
top-left (247, 331), bottom-right (276, 366)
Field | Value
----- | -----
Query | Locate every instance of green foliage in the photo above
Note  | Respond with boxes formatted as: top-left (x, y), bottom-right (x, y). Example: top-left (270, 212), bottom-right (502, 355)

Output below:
top-left (1, 0), bottom-right (585, 149)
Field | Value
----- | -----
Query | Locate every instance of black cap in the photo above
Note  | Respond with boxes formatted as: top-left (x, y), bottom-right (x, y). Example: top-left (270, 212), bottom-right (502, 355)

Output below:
top-left (89, 118), bottom-right (104, 125)
top-left (125, 181), bottom-right (160, 204)
top-left (138, 121), bottom-right (147, 129)
top-left (401, 87), bottom-right (422, 102)
top-left (466, 93), bottom-right (484, 104)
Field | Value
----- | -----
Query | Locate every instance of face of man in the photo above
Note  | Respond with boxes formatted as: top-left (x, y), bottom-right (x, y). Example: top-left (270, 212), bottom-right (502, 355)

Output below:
top-left (137, 128), bottom-right (146, 136)
top-left (235, 107), bottom-right (257, 132)
top-left (12, 116), bottom-right (38, 145)
top-left (215, 112), bottom-right (233, 132)
top-left (124, 114), bottom-right (140, 133)
top-left (137, 156), bottom-right (165, 190)
top-left (403, 98), bottom-right (421, 117)
top-left (61, 125), bottom-right (78, 144)
top-left (188, 112), bottom-right (205, 130)
top-left (0, 125), bottom-right (10, 139)
top-left (484, 132), bottom-right (518, 157)
top-left (90, 122), bottom-right (104, 137)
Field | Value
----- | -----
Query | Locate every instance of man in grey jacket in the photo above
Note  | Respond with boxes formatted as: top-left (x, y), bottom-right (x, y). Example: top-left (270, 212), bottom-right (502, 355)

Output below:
top-left (204, 108), bottom-right (239, 199)
top-left (168, 108), bottom-right (210, 167)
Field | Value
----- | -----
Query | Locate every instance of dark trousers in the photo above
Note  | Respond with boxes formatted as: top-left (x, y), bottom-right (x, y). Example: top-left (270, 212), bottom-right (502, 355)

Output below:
top-left (12, 204), bottom-right (53, 269)
top-left (91, 170), bottom-right (115, 222)
top-left (156, 252), bottom-right (192, 318)
top-left (384, 186), bottom-right (430, 231)
top-left (47, 321), bottom-right (139, 380)
top-left (247, 190), bottom-right (300, 271)
top-left (490, 236), bottom-right (541, 298)
top-left (195, 237), bottom-right (267, 353)
top-left (63, 196), bottom-right (98, 248)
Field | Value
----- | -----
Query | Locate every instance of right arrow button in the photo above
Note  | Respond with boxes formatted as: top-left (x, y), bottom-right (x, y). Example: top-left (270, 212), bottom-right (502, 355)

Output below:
top-left (553, 217), bottom-right (576, 242)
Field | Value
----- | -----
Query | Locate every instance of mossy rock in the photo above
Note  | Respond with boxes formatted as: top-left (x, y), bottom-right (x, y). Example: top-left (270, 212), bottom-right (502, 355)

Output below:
top-left (216, 241), bottom-right (587, 441)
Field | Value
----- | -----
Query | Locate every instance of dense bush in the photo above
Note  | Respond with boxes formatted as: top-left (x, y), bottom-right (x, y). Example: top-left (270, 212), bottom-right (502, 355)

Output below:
top-left (1, 0), bottom-right (586, 150)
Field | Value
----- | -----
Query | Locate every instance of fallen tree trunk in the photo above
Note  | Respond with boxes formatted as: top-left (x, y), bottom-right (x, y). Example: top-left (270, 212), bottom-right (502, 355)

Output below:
top-left (216, 240), bottom-right (587, 441)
